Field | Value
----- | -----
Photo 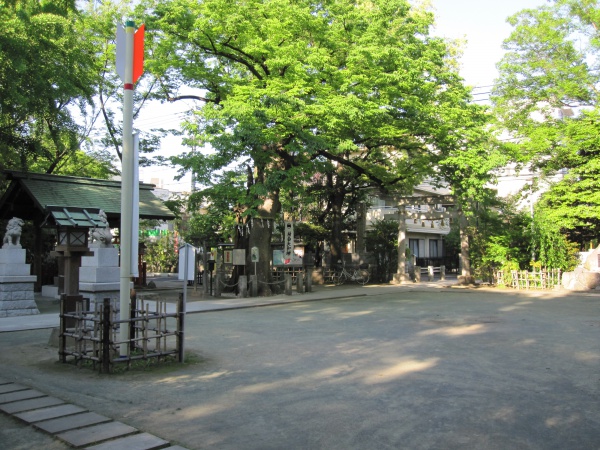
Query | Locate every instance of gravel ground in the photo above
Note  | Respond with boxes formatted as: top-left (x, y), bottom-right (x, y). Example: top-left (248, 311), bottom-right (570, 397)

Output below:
top-left (1, 286), bottom-right (599, 449)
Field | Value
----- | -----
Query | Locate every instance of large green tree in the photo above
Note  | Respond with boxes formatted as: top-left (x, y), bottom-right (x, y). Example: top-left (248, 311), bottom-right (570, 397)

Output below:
top-left (0, 0), bottom-right (176, 179)
top-left (0, 0), bottom-right (103, 174)
top-left (146, 0), bottom-right (489, 293)
top-left (493, 0), bottom-right (600, 247)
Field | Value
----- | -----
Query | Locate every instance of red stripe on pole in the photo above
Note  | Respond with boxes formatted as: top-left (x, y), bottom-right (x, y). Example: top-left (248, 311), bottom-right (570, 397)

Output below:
top-left (133, 24), bottom-right (145, 83)
top-left (124, 83), bottom-right (134, 90)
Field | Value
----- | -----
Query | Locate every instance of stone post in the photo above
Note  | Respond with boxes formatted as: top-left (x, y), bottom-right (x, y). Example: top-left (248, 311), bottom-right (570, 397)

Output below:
top-left (239, 275), bottom-right (248, 298)
top-left (303, 252), bottom-right (314, 293)
top-left (215, 271), bottom-right (222, 297)
top-left (414, 266), bottom-right (421, 283)
top-left (285, 273), bottom-right (292, 296)
top-left (296, 272), bottom-right (305, 293)
top-left (250, 274), bottom-right (258, 297)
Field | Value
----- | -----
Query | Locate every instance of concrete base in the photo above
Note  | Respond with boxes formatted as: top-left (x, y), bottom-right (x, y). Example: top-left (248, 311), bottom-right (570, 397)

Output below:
top-left (391, 273), bottom-right (411, 284)
top-left (457, 275), bottom-right (476, 286)
top-left (41, 285), bottom-right (60, 299)
top-left (0, 281), bottom-right (39, 317)
top-left (0, 248), bottom-right (39, 316)
top-left (79, 248), bottom-right (120, 309)
top-left (77, 287), bottom-right (119, 309)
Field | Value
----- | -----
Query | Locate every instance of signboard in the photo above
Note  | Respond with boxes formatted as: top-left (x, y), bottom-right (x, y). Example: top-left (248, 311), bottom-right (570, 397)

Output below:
top-left (233, 249), bottom-right (246, 265)
top-left (251, 246), bottom-right (259, 262)
top-left (284, 222), bottom-right (294, 259)
top-left (273, 249), bottom-right (303, 266)
top-left (224, 250), bottom-right (233, 264)
top-left (177, 244), bottom-right (196, 281)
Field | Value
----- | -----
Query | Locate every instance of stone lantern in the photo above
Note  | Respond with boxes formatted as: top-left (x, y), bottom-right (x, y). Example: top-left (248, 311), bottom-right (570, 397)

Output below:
top-left (45, 207), bottom-right (102, 297)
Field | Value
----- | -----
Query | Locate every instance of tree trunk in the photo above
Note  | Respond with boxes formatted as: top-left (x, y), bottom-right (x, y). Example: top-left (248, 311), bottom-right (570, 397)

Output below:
top-left (234, 161), bottom-right (282, 296)
top-left (329, 180), bottom-right (346, 266)
top-left (248, 217), bottom-right (276, 296)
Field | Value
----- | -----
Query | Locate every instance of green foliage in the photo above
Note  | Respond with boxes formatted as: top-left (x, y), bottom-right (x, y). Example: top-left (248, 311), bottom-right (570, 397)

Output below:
top-left (467, 197), bottom-right (533, 282)
top-left (493, 0), bottom-right (600, 246)
top-left (532, 210), bottom-right (579, 271)
top-left (145, 0), bottom-right (492, 233)
top-left (0, 0), bottom-right (172, 177)
top-left (294, 222), bottom-right (328, 249)
top-left (183, 209), bottom-right (236, 249)
top-left (0, 0), bottom-right (99, 174)
top-left (366, 219), bottom-right (398, 283)
top-left (532, 109), bottom-right (600, 244)
top-left (143, 233), bottom-right (179, 273)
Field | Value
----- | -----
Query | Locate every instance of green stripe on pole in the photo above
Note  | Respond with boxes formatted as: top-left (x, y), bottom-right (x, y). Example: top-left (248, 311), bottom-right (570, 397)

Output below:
top-left (126, 20), bottom-right (135, 27)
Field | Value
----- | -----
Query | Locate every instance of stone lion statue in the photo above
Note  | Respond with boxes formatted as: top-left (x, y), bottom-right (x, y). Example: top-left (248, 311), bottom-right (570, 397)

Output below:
top-left (3, 217), bottom-right (24, 249)
top-left (89, 210), bottom-right (113, 248)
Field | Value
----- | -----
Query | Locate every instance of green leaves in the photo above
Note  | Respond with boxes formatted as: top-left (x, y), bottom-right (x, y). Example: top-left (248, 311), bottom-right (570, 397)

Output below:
top-left (149, 0), bottom-right (488, 197)
top-left (0, 0), bottom-right (100, 173)
top-left (493, 0), bottom-right (600, 246)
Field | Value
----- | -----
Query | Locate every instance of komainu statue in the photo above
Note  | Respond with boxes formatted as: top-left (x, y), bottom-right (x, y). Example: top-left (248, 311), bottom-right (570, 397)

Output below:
top-left (89, 210), bottom-right (113, 248)
top-left (3, 217), bottom-right (24, 249)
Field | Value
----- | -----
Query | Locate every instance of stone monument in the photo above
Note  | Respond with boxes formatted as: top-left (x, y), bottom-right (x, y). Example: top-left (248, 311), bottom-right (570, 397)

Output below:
top-left (562, 245), bottom-right (600, 291)
top-left (79, 211), bottom-right (120, 308)
top-left (0, 217), bottom-right (39, 317)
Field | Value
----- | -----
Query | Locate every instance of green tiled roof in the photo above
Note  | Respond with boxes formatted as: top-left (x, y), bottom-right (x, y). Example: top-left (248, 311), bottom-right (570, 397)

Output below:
top-left (0, 171), bottom-right (175, 225)
top-left (45, 206), bottom-right (106, 229)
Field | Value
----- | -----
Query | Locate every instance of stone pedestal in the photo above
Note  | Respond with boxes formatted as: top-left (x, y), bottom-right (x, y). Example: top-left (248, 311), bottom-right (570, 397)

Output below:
top-left (0, 248), bottom-right (39, 317)
top-left (79, 247), bottom-right (120, 308)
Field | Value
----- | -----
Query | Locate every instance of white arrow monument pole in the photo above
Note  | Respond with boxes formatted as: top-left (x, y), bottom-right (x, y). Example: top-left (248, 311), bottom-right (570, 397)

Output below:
top-left (118, 20), bottom-right (136, 357)
top-left (116, 19), bottom-right (144, 357)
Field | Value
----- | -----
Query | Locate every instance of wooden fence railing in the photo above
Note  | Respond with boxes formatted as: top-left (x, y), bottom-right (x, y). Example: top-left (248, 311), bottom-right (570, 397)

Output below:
top-left (496, 269), bottom-right (562, 290)
top-left (59, 295), bottom-right (184, 373)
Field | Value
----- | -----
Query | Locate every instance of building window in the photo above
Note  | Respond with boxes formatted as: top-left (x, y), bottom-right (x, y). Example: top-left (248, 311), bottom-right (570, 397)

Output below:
top-left (409, 239), bottom-right (425, 257)
top-left (429, 240), bottom-right (439, 258)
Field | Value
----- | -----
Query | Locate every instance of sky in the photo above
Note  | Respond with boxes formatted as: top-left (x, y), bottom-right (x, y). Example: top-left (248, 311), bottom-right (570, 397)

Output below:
top-left (137, 0), bottom-right (551, 191)
top-left (431, 0), bottom-right (550, 89)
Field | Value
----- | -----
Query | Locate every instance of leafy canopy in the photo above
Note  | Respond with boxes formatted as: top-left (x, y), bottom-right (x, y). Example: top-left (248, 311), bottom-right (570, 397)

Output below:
top-left (493, 0), bottom-right (600, 245)
top-left (146, 0), bottom-right (490, 204)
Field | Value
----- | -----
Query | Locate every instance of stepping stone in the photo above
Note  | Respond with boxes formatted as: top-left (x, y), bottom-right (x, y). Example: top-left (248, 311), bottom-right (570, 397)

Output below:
top-left (15, 404), bottom-right (87, 423)
top-left (0, 383), bottom-right (27, 394)
top-left (0, 389), bottom-right (45, 404)
top-left (85, 432), bottom-right (169, 450)
top-left (0, 396), bottom-right (64, 414)
top-left (35, 412), bottom-right (111, 434)
top-left (57, 421), bottom-right (137, 448)
top-left (163, 446), bottom-right (191, 450)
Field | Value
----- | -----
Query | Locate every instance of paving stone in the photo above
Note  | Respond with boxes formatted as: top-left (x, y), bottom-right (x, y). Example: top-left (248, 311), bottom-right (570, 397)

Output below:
top-left (0, 389), bottom-right (45, 404)
top-left (35, 412), bottom-right (111, 434)
top-left (163, 446), bottom-right (191, 450)
top-left (84, 432), bottom-right (169, 450)
top-left (0, 396), bottom-right (64, 414)
top-left (57, 421), bottom-right (138, 448)
top-left (0, 378), bottom-right (9, 385)
top-left (0, 383), bottom-right (27, 394)
top-left (14, 403), bottom-right (87, 423)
